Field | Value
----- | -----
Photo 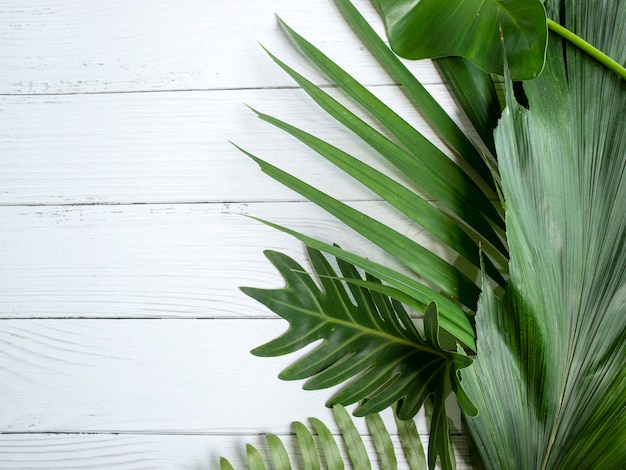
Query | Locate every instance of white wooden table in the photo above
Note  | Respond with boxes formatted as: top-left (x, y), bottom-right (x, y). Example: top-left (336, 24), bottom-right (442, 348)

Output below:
top-left (1, 1), bottom-right (471, 468)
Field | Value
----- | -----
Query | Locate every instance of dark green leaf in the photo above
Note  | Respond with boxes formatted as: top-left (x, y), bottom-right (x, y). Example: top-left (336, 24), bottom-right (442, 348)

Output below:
top-left (434, 57), bottom-right (502, 155)
top-left (248, 105), bottom-right (507, 285)
top-left (244, 217), bottom-right (476, 350)
top-left (374, 0), bottom-right (548, 79)
top-left (276, 18), bottom-right (506, 231)
top-left (241, 247), bottom-right (475, 467)
top-left (238, 146), bottom-right (481, 312)
top-left (333, 0), bottom-right (496, 188)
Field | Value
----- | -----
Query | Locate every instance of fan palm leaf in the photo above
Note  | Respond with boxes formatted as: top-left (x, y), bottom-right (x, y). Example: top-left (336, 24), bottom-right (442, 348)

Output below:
top-left (461, 1), bottom-right (626, 468)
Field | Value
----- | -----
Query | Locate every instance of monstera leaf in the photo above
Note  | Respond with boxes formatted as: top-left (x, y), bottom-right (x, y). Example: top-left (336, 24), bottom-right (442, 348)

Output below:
top-left (374, 0), bottom-right (548, 79)
top-left (241, 247), bottom-right (476, 469)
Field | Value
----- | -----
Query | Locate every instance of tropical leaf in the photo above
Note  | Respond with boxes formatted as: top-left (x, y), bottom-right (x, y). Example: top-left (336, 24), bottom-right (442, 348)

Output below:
top-left (246, 217), bottom-right (476, 351)
top-left (219, 404), bottom-right (427, 469)
top-left (461, 1), bottom-right (626, 468)
top-left (433, 57), bottom-right (502, 156)
top-left (275, 17), bottom-right (506, 232)
top-left (234, 7), bottom-right (511, 359)
top-left (333, 0), bottom-right (497, 188)
top-left (374, 0), bottom-right (548, 79)
top-left (239, 147), bottom-right (482, 312)
top-left (241, 247), bottom-right (475, 469)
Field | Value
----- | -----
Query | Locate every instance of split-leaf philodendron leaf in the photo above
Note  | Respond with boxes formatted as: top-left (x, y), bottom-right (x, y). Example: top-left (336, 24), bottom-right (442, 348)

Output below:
top-left (374, 0), bottom-right (548, 79)
top-left (241, 247), bottom-right (476, 469)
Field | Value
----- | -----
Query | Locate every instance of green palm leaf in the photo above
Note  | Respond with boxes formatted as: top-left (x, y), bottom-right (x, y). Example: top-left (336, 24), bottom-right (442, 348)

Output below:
top-left (276, 18), bottom-right (505, 232)
top-left (333, 0), bottom-right (498, 187)
top-left (245, 71), bottom-right (507, 280)
top-left (240, 148), bottom-right (481, 311)
top-left (461, 1), bottom-right (626, 468)
top-left (433, 57), bottom-right (502, 156)
top-left (220, 405), bottom-right (428, 470)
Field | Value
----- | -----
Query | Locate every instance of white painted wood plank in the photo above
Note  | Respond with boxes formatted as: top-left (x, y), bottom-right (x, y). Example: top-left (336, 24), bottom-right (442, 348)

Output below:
top-left (1, 202), bottom-right (468, 319)
top-left (0, 433), bottom-right (472, 469)
top-left (1, 0), bottom-right (440, 94)
top-left (0, 319), bottom-right (466, 437)
top-left (0, 86), bottom-right (476, 206)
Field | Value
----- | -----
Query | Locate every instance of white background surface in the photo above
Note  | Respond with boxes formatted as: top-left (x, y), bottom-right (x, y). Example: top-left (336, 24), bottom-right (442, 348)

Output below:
top-left (1, 1), bottom-right (472, 468)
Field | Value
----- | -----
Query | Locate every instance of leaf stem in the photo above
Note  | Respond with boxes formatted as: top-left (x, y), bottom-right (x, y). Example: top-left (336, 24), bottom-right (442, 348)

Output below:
top-left (547, 18), bottom-right (626, 80)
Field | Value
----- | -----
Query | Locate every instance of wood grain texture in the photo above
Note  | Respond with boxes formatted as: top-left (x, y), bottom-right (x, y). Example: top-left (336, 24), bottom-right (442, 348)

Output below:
top-left (0, 434), bottom-right (472, 469)
top-left (0, 85), bottom-right (469, 206)
top-left (1, 202), bottom-right (462, 319)
top-left (0, 0), bottom-right (440, 94)
top-left (0, 319), bottom-right (467, 436)
top-left (2, 0), bottom-right (478, 466)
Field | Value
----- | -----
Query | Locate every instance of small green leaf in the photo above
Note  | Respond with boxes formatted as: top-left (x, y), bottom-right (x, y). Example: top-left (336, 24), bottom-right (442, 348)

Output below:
top-left (266, 434), bottom-right (292, 470)
top-left (310, 418), bottom-right (344, 470)
top-left (394, 411), bottom-right (427, 469)
top-left (366, 413), bottom-right (398, 470)
top-left (219, 458), bottom-right (236, 470)
top-left (375, 0), bottom-right (548, 79)
top-left (246, 444), bottom-right (266, 470)
top-left (294, 422), bottom-right (321, 470)
top-left (334, 405), bottom-right (371, 469)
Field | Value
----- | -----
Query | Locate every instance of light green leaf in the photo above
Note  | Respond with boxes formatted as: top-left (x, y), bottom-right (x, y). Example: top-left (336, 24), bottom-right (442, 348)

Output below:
top-left (462, 2), bottom-right (626, 467)
top-left (333, 405), bottom-right (371, 469)
top-left (309, 418), bottom-right (344, 470)
top-left (374, 0), bottom-right (548, 79)
top-left (220, 405), bottom-right (419, 469)
top-left (394, 410), bottom-right (427, 469)
top-left (220, 458), bottom-right (236, 470)
top-left (246, 444), bottom-right (266, 470)
top-left (266, 434), bottom-right (292, 470)
top-left (366, 412), bottom-right (398, 470)
top-left (294, 422), bottom-right (321, 470)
